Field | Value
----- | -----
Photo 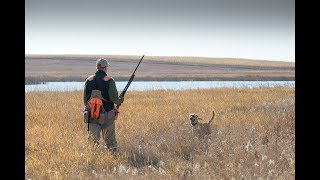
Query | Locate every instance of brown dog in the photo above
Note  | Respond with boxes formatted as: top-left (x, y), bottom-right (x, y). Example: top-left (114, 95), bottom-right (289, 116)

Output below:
top-left (189, 110), bottom-right (215, 139)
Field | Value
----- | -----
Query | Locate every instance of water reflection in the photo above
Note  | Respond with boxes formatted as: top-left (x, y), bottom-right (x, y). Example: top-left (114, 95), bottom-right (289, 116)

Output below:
top-left (25, 81), bottom-right (295, 92)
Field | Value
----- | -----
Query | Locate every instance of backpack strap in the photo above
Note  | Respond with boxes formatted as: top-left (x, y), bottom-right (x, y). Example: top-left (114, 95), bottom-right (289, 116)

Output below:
top-left (103, 76), bottom-right (111, 81)
top-left (86, 75), bottom-right (95, 81)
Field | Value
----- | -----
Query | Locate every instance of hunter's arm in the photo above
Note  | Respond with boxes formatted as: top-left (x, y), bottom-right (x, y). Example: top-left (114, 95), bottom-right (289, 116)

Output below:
top-left (108, 78), bottom-right (122, 106)
top-left (83, 80), bottom-right (89, 105)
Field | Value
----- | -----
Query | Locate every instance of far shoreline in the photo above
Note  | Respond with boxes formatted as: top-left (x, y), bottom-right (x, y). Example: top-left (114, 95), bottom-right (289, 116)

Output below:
top-left (25, 76), bottom-right (295, 85)
top-left (25, 55), bottom-right (295, 85)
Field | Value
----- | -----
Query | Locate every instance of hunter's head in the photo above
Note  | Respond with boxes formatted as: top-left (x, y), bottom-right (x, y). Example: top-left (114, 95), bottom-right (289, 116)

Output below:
top-left (96, 58), bottom-right (110, 72)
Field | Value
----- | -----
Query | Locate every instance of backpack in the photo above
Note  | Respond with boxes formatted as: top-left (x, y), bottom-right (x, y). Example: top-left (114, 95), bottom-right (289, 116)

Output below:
top-left (83, 89), bottom-right (107, 124)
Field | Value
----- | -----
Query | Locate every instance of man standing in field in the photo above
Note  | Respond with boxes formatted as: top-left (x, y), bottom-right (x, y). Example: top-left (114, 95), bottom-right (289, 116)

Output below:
top-left (83, 58), bottom-right (124, 153)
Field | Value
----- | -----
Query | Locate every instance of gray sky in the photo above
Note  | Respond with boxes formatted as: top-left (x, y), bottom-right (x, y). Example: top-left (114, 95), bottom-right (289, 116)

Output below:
top-left (25, 0), bottom-right (295, 61)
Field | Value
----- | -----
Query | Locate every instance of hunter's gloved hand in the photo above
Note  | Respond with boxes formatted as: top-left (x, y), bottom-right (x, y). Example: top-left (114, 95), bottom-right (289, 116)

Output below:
top-left (119, 96), bottom-right (124, 104)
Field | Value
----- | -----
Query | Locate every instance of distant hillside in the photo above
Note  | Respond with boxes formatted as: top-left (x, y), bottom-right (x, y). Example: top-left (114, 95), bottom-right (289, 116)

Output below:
top-left (25, 54), bottom-right (295, 84)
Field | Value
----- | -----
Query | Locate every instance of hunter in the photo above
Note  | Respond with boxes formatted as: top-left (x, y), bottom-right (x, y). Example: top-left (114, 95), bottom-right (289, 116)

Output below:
top-left (83, 58), bottom-right (124, 152)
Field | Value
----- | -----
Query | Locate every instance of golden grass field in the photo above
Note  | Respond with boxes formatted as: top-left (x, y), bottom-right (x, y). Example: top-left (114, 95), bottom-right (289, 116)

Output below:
top-left (25, 87), bottom-right (295, 179)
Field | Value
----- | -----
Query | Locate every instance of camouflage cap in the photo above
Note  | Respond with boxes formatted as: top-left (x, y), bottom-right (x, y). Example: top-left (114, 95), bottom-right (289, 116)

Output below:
top-left (96, 58), bottom-right (110, 68)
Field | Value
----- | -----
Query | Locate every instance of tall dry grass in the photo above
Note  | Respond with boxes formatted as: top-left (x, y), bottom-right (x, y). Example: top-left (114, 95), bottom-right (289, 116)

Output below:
top-left (25, 87), bottom-right (294, 179)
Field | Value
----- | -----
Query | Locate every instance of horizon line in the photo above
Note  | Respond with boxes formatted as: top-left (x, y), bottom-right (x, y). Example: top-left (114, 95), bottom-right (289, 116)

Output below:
top-left (25, 53), bottom-right (295, 63)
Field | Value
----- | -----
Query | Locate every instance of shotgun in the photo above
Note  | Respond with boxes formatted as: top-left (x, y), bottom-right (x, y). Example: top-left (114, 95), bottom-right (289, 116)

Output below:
top-left (116, 55), bottom-right (145, 110)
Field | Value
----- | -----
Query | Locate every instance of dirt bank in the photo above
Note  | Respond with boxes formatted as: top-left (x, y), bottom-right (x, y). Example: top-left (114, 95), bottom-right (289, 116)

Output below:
top-left (25, 55), bottom-right (295, 84)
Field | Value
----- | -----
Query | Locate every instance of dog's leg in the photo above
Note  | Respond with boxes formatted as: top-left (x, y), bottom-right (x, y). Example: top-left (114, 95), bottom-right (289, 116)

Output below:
top-left (208, 110), bottom-right (215, 124)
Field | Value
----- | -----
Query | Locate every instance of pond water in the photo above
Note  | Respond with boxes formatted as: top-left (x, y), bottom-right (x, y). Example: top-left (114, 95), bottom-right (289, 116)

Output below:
top-left (25, 81), bottom-right (295, 92)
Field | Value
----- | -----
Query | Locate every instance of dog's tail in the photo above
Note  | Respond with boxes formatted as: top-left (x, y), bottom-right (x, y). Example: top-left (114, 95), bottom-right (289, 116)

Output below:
top-left (208, 110), bottom-right (215, 124)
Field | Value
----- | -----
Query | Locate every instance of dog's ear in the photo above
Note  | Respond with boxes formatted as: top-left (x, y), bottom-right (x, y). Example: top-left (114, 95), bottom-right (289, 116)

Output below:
top-left (189, 113), bottom-right (195, 118)
top-left (196, 114), bottom-right (202, 120)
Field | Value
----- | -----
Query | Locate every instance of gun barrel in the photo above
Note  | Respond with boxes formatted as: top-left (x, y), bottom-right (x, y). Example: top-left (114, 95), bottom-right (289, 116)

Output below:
top-left (121, 74), bottom-right (134, 97)
top-left (117, 55), bottom-right (144, 109)
top-left (132, 55), bottom-right (144, 74)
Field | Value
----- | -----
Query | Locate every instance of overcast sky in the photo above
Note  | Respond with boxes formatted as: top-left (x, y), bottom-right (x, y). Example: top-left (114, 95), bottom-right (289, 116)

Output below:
top-left (25, 0), bottom-right (295, 62)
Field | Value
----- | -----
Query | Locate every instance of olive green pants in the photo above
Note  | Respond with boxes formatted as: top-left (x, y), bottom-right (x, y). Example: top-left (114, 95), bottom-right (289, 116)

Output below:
top-left (87, 109), bottom-right (117, 151)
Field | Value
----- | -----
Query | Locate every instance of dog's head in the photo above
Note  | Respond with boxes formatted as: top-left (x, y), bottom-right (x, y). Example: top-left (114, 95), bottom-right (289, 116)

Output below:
top-left (189, 113), bottom-right (202, 126)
